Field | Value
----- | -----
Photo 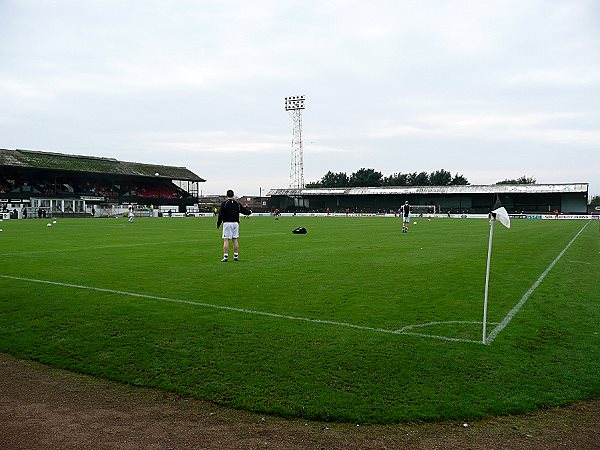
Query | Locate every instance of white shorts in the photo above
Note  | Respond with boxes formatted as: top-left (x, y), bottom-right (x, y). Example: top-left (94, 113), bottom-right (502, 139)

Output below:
top-left (222, 222), bottom-right (240, 239)
top-left (403, 216), bottom-right (410, 223)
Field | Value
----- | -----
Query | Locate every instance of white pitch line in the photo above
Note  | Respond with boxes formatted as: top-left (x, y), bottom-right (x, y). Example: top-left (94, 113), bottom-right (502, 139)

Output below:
top-left (397, 320), bottom-right (485, 333)
top-left (485, 220), bottom-right (591, 345)
top-left (0, 274), bottom-right (484, 344)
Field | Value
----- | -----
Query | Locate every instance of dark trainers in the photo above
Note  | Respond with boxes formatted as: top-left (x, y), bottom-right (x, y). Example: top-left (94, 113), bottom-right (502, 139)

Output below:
top-left (234, 256), bottom-right (239, 261)
top-left (221, 257), bottom-right (228, 262)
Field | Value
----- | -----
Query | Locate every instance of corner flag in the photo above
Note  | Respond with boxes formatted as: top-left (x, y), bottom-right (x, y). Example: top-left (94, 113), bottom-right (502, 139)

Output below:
top-left (482, 196), bottom-right (510, 344)
top-left (491, 195), bottom-right (511, 229)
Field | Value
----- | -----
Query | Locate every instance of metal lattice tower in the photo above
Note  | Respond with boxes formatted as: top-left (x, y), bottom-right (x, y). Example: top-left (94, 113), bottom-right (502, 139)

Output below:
top-left (284, 95), bottom-right (306, 189)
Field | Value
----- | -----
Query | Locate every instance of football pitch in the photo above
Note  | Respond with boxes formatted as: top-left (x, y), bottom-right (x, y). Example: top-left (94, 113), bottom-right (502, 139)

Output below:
top-left (0, 215), bottom-right (598, 423)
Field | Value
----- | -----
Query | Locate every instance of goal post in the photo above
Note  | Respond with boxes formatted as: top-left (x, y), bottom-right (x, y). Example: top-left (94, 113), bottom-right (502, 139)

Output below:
top-left (410, 205), bottom-right (436, 217)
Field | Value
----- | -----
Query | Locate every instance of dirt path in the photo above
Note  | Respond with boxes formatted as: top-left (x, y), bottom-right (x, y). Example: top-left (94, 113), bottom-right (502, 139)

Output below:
top-left (1, 353), bottom-right (598, 449)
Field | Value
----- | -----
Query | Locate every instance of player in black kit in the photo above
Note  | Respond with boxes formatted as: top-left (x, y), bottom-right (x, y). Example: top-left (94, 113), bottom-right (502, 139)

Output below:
top-left (216, 189), bottom-right (252, 261)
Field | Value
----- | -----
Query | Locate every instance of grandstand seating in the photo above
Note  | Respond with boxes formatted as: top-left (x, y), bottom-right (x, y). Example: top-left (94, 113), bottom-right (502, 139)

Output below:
top-left (1, 176), bottom-right (188, 204)
top-left (1, 148), bottom-right (204, 209)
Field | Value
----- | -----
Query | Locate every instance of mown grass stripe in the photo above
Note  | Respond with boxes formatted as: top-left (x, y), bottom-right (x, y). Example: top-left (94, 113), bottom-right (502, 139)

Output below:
top-left (0, 274), bottom-right (483, 344)
top-left (485, 220), bottom-right (591, 345)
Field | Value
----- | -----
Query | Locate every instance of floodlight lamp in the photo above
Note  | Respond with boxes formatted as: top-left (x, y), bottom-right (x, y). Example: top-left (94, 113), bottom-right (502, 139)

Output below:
top-left (284, 94), bottom-right (306, 111)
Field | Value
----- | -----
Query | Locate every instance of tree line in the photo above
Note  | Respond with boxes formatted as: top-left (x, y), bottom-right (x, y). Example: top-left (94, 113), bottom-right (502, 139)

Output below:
top-left (307, 169), bottom-right (540, 188)
top-left (306, 168), bottom-right (469, 188)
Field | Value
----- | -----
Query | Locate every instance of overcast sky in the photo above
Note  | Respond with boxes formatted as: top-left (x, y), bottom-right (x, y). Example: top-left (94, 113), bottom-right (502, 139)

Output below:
top-left (1, 0), bottom-right (599, 198)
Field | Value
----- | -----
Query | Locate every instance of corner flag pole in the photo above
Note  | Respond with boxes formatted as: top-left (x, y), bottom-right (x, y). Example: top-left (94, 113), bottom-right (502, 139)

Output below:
top-left (482, 204), bottom-right (510, 344)
top-left (482, 217), bottom-right (495, 344)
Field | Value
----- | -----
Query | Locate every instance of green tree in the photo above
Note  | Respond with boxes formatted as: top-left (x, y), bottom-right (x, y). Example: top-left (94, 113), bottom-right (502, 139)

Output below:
top-left (451, 173), bottom-right (469, 185)
top-left (589, 195), bottom-right (600, 207)
top-left (332, 171), bottom-right (350, 187)
top-left (349, 168), bottom-right (383, 187)
top-left (497, 176), bottom-right (536, 185)
top-left (382, 172), bottom-right (409, 186)
top-left (407, 171), bottom-right (430, 186)
top-left (429, 169), bottom-right (452, 186)
top-left (315, 171), bottom-right (350, 187)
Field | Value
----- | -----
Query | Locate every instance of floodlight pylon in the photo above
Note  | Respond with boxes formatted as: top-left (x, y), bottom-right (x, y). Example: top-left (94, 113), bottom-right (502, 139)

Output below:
top-left (284, 95), bottom-right (306, 189)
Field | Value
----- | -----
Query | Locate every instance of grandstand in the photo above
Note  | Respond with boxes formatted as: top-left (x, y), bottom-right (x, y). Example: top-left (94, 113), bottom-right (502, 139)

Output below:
top-left (267, 184), bottom-right (590, 214)
top-left (0, 149), bottom-right (205, 217)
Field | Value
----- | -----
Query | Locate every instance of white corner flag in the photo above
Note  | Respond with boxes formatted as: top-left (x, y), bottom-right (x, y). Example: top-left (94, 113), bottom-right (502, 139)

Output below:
top-left (491, 206), bottom-right (511, 229)
top-left (482, 198), bottom-right (511, 344)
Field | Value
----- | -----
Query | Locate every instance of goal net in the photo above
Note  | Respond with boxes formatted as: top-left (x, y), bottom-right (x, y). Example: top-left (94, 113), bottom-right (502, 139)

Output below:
top-left (411, 205), bottom-right (436, 217)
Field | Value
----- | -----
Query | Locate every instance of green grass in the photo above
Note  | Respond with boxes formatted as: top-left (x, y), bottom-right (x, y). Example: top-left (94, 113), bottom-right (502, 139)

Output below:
top-left (0, 215), bottom-right (598, 423)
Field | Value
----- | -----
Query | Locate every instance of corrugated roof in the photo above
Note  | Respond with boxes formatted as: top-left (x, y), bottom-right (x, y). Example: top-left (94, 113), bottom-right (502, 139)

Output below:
top-left (0, 148), bottom-right (205, 182)
top-left (268, 183), bottom-right (588, 196)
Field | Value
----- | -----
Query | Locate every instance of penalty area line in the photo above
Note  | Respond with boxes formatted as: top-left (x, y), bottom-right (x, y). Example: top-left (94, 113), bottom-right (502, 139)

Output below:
top-left (485, 220), bottom-right (591, 345)
top-left (0, 274), bottom-right (483, 345)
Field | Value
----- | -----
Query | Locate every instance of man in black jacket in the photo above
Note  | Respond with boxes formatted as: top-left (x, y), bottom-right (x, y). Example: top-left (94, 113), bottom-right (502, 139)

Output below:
top-left (216, 189), bottom-right (252, 262)
top-left (400, 200), bottom-right (411, 233)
